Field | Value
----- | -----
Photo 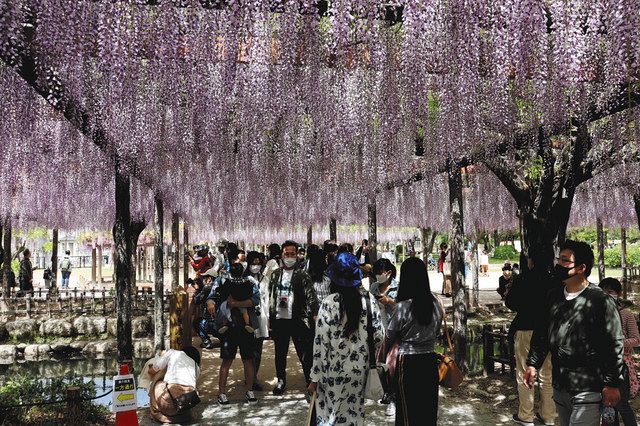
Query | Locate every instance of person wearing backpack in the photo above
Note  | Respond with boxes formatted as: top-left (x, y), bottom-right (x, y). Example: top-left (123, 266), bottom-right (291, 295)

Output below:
top-left (60, 250), bottom-right (72, 289)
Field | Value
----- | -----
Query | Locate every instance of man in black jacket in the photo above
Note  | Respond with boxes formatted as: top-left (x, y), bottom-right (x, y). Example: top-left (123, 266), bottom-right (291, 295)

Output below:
top-left (525, 240), bottom-right (624, 426)
top-left (506, 245), bottom-right (559, 426)
top-left (268, 240), bottom-right (319, 395)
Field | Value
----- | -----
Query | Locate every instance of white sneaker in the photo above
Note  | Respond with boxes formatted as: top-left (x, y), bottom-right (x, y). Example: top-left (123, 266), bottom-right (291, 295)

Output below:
top-left (217, 393), bottom-right (229, 406)
top-left (385, 402), bottom-right (396, 417)
top-left (245, 390), bottom-right (257, 403)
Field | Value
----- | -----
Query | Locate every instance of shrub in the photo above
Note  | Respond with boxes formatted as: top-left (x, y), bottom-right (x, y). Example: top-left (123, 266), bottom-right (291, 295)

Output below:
top-left (599, 246), bottom-right (640, 268)
top-left (492, 245), bottom-right (519, 261)
top-left (0, 375), bottom-right (110, 425)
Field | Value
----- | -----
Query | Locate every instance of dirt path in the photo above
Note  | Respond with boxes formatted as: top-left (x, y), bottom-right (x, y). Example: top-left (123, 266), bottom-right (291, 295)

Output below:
top-left (138, 338), bottom-right (626, 425)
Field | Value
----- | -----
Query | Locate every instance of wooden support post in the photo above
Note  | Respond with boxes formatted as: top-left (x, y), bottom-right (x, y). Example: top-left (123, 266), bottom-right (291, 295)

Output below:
top-left (367, 200), bottom-right (378, 263)
top-left (472, 239), bottom-right (480, 307)
top-left (52, 229), bottom-right (58, 290)
top-left (97, 245), bottom-right (103, 283)
top-left (596, 217), bottom-right (605, 282)
top-left (183, 221), bottom-right (189, 286)
top-left (137, 247), bottom-right (143, 282)
top-left (170, 288), bottom-right (188, 349)
top-left (154, 196), bottom-right (165, 355)
top-left (171, 213), bottom-right (180, 289)
top-left (66, 386), bottom-right (81, 422)
top-left (329, 218), bottom-right (337, 242)
top-left (2, 218), bottom-right (11, 297)
top-left (621, 227), bottom-right (628, 298)
top-left (91, 247), bottom-right (97, 283)
top-left (483, 324), bottom-right (495, 374)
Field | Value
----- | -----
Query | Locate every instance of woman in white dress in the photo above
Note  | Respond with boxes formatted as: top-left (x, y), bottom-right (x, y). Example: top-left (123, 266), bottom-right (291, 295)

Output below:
top-left (308, 252), bottom-right (384, 426)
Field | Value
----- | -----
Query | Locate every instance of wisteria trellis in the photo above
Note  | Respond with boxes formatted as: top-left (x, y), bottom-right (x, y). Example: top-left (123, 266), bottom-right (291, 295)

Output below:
top-left (0, 0), bottom-right (638, 240)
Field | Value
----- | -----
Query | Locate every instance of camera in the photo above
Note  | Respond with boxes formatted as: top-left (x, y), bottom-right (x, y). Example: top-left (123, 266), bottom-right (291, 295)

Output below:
top-left (279, 296), bottom-right (288, 308)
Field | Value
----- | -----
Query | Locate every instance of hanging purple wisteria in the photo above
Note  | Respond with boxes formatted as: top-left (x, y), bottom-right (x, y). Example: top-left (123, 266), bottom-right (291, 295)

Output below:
top-left (0, 0), bottom-right (638, 238)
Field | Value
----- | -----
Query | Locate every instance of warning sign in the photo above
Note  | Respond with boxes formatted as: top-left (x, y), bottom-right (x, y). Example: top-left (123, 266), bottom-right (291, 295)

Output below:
top-left (113, 373), bottom-right (137, 413)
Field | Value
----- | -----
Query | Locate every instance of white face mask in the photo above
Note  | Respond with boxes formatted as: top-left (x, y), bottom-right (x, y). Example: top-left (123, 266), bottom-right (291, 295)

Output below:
top-left (283, 257), bottom-right (297, 268)
top-left (250, 265), bottom-right (262, 274)
top-left (376, 274), bottom-right (388, 283)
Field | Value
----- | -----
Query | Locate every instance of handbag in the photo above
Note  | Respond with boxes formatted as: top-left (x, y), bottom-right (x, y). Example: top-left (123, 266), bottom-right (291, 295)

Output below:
top-left (165, 383), bottom-right (201, 414)
top-left (438, 311), bottom-right (464, 389)
top-left (363, 295), bottom-right (386, 400)
top-left (305, 391), bottom-right (317, 426)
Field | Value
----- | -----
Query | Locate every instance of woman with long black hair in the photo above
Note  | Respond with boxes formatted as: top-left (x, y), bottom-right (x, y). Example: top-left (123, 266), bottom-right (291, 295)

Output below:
top-left (308, 247), bottom-right (331, 303)
top-left (384, 257), bottom-right (443, 426)
top-left (308, 252), bottom-right (383, 425)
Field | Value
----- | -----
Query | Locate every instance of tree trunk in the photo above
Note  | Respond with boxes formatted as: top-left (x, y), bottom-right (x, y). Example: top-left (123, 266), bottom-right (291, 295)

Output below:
top-left (621, 227), bottom-right (627, 298)
top-left (183, 222), bottom-right (189, 285)
top-left (171, 213), bottom-right (180, 289)
top-left (518, 190), bottom-right (575, 273)
top-left (3, 218), bottom-right (12, 296)
top-left (367, 201), bottom-right (378, 263)
top-left (307, 225), bottom-right (312, 246)
top-left (154, 196), bottom-right (165, 355)
top-left (447, 161), bottom-right (468, 372)
top-left (113, 160), bottom-right (133, 363)
top-left (596, 218), bottom-right (606, 282)
top-left (52, 229), bottom-right (58, 287)
top-left (329, 218), bottom-right (337, 242)
top-left (493, 230), bottom-right (499, 251)
top-left (421, 228), bottom-right (430, 265)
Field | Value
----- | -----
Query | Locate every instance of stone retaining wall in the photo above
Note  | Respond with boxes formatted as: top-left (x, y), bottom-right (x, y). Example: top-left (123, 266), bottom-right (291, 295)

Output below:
top-left (0, 316), bottom-right (156, 341)
top-left (0, 315), bottom-right (162, 363)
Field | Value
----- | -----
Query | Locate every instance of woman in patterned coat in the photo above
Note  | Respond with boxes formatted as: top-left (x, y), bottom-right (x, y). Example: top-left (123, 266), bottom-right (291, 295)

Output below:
top-left (308, 252), bottom-right (384, 426)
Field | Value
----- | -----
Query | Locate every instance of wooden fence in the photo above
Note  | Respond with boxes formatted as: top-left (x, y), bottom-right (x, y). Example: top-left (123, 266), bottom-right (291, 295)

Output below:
top-left (482, 324), bottom-right (516, 377)
top-left (0, 287), bottom-right (173, 317)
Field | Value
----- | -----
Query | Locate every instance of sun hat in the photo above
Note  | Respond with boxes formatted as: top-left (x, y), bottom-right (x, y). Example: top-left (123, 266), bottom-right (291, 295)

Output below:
top-left (326, 252), bottom-right (362, 287)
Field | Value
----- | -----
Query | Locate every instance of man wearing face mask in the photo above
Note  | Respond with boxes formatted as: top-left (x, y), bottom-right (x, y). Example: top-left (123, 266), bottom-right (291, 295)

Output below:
top-left (525, 240), bottom-right (625, 426)
top-left (497, 264), bottom-right (513, 300)
top-left (505, 245), bottom-right (559, 426)
top-left (268, 240), bottom-right (319, 395)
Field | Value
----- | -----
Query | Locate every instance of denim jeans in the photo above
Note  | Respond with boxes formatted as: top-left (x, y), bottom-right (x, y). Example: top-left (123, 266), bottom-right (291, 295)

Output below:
top-left (553, 389), bottom-right (601, 426)
top-left (197, 318), bottom-right (216, 342)
top-left (61, 271), bottom-right (71, 288)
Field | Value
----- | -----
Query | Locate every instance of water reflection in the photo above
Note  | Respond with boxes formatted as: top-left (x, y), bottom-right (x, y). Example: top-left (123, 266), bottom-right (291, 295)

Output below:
top-left (0, 356), bottom-right (151, 409)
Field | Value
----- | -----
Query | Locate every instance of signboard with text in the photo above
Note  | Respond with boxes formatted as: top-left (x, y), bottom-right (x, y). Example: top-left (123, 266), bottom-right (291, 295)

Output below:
top-left (112, 373), bottom-right (137, 413)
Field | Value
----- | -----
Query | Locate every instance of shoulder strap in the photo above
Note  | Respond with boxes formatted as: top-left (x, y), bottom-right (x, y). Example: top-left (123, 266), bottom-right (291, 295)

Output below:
top-left (439, 300), bottom-right (454, 353)
top-left (364, 295), bottom-right (375, 368)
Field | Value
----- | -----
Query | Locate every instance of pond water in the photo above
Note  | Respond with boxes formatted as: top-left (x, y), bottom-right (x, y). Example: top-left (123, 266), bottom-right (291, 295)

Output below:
top-left (0, 356), bottom-right (151, 409)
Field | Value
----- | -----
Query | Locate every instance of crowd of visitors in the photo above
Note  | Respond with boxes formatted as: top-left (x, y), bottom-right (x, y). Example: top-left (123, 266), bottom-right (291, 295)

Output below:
top-left (144, 237), bottom-right (638, 426)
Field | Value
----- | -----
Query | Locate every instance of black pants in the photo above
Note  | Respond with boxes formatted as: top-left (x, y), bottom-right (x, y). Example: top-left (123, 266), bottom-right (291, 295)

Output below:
top-left (396, 352), bottom-right (440, 426)
top-left (254, 337), bottom-right (265, 381)
top-left (272, 318), bottom-right (313, 383)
